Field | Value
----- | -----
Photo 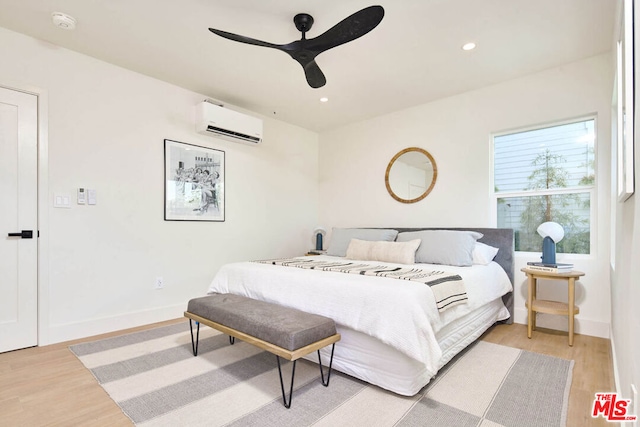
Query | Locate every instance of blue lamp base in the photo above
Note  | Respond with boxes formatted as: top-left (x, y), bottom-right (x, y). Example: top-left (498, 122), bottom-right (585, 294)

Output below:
top-left (540, 236), bottom-right (556, 264)
top-left (315, 233), bottom-right (323, 251)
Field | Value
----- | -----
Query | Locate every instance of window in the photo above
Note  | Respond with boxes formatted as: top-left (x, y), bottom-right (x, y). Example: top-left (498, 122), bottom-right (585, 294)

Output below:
top-left (493, 119), bottom-right (595, 254)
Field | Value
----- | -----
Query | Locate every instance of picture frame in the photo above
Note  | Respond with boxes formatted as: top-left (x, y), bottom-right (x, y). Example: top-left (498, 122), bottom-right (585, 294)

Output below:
top-left (617, 0), bottom-right (635, 202)
top-left (164, 139), bottom-right (225, 221)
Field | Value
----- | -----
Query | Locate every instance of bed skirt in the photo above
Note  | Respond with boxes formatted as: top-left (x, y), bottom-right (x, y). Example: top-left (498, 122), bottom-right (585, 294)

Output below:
top-left (306, 298), bottom-right (509, 396)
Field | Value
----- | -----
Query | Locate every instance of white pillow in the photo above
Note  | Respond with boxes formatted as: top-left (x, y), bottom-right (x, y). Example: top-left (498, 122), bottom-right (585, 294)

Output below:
top-left (326, 228), bottom-right (399, 257)
top-left (345, 238), bottom-right (421, 265)
top-left (472, 242), bottom-right (500, 265)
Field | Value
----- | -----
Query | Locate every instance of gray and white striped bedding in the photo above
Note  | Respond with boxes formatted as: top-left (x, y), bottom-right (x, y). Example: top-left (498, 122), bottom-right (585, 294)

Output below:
top-left (256, 258), bottom-right (467, 312)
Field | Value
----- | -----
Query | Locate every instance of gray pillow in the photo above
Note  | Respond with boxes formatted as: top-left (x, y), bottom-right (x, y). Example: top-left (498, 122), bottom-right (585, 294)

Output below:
top-left (396, 230), bottom-right (483, 266)
top-left (326, 228), bottom-right (399, 257)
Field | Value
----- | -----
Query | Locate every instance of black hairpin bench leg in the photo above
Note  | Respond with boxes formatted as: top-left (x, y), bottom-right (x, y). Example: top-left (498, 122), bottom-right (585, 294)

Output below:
top-left (276, 343), bottom-right (336, 409)
top-left (276, 357), bottom-right (297, 409)
top-left (318, 343), bottom-right (336, 387)
top-left (189, 319), bottom-right (200, 356)
top-left (190, 319), bottom-right (234, 355)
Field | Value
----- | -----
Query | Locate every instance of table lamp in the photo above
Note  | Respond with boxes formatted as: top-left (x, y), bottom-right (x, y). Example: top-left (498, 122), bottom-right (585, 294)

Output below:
top-left (536, 221), bottom-right (564, 264)
top-left (313, 227), bottom-right (326, 251)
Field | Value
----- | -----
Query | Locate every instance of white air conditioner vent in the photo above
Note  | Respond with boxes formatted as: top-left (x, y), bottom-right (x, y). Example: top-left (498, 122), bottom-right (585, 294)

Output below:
top-left (196, 101), bottom-right (263, 144)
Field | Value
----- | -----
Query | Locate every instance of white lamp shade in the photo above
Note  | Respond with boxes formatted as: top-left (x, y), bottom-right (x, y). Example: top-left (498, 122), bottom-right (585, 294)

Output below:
top-left (536, 221), bottom-right (564, 243)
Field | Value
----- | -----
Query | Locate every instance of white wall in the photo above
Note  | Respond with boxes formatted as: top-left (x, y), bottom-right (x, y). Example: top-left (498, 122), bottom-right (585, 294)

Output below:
top-left (611, 122), bottom-right (640, 425)
top-left (319, 53), bottom-right (613, 338)
top-left (611, 133), bottom-right (640, 417)
top-left (609, 0), bottom-right (640, 407)
top-left (0, 26), bottom-right (319, 344)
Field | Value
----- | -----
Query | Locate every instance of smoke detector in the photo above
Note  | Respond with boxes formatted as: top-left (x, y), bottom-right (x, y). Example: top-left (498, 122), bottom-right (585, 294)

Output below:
top-left (51, 12), bottom-right (77, 30)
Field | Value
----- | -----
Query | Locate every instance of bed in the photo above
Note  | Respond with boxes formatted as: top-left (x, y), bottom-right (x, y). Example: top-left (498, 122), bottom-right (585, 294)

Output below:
top-left (207, 227), bottom-right (514, 396)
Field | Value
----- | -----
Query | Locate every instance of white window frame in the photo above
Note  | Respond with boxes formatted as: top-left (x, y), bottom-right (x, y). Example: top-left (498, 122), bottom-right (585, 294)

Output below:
top-left (490, 116), bottom-right (597, 259)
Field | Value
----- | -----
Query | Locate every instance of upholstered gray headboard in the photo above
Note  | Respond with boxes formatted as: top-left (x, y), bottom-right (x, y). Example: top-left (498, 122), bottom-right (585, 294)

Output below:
top-left (391, 227), bottom-right (515, 324)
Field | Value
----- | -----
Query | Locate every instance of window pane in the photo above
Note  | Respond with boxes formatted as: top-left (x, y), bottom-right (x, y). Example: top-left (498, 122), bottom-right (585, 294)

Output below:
top-left (497, 193), bottom-right (590, 254)
top-left (494, 120), bottom-right (595, 193)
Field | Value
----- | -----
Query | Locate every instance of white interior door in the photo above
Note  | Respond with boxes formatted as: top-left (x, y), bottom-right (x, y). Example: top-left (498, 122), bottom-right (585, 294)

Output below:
top-left (0, 87), bottom-right (38, 353)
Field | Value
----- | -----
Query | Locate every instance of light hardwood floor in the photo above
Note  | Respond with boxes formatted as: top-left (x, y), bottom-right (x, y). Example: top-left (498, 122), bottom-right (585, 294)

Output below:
top-left (0, 320), bottom-right (614, 426)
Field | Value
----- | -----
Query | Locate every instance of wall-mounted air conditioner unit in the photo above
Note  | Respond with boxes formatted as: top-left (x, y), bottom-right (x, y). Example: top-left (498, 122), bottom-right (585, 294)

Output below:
top-left (195, 101), bottom-right (263, 144)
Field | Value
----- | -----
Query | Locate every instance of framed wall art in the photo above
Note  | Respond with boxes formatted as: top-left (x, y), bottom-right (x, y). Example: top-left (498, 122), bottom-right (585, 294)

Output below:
top-left (164, 139), bottom-right (225, 221)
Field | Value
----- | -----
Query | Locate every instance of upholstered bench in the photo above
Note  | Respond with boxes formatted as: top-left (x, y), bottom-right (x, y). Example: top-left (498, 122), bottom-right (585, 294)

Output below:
top-left (184, 293), bottom-right (341, 408)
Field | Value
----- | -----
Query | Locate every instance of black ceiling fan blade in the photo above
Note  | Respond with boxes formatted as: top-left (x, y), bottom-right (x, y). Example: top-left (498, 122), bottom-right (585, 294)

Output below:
top-left (209, 28), bottom-right (283, 50)
top-left (208, 6), bottom-right (384, 88)
top-left (301, 60), bottom-right (327, 88)
top-left (304, 5), bottom-right (384, 54)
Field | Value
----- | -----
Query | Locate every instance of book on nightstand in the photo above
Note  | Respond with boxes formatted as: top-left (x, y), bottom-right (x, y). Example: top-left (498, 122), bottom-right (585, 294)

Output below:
top-left (526, 262), bottom-right (574, 273)
top-left (306, 250), bottom-right (327, 255)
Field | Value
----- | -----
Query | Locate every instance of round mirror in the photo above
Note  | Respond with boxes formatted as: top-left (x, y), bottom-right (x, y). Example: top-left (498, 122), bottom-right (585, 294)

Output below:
top-left (385, 147), bottom-right (437, 203)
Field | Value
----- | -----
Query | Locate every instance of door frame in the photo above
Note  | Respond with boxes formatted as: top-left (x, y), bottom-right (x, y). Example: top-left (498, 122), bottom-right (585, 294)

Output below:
top-left (2, 82), bottom-right (50, 346)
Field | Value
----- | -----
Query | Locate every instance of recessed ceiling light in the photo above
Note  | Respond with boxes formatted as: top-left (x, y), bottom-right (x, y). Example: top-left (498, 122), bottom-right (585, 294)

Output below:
top-left (462, 42), bottom-right (476, 51)
top-left (52, 12), bottom-right (77, 30)
top-left (320, 97), bottom-right (329, 103)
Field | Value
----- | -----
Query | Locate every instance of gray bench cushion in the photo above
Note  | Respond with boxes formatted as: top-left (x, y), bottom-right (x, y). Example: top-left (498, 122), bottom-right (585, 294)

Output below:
top-left (187, 294), bottom-right (337, 351)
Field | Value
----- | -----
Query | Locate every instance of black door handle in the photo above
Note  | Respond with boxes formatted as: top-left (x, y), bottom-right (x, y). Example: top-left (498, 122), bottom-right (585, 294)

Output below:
top-left (8, 230), bottom-right (33, 239)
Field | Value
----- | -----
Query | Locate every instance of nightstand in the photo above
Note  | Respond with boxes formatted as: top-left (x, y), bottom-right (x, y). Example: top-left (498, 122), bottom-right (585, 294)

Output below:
top-left (521, 267), bottom-right (585, 346)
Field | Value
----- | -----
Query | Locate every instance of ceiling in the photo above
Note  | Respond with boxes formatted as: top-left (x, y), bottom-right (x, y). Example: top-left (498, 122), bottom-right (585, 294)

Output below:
top-left (0, 0), bottom-right (617, 132)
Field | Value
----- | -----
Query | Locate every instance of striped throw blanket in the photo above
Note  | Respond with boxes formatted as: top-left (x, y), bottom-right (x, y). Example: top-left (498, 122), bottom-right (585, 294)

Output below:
top-left (256, 258), bottom-right (467, 312)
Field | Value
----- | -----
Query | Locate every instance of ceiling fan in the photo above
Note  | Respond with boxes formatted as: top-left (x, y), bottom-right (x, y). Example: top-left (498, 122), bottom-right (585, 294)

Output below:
top-left (209, 5), bottom-right (385, 89)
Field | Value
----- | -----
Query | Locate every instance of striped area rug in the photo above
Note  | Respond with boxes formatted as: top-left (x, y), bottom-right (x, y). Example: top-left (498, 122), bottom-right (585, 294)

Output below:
top-left (69, 322), bottom-right (573, 427)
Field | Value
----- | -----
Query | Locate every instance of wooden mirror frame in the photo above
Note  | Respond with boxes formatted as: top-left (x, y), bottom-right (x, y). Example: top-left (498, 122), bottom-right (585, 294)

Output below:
top-left (385, 147), bottom-right (438, 203)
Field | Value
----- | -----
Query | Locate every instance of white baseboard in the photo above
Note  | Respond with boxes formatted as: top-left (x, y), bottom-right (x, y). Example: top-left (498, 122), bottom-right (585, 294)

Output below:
top-left (513, 307), bottom-right (610, 338)
top-left (42, 303), bottom-right (185, 345)
top-left (610, 325), bottom-right (621, 396)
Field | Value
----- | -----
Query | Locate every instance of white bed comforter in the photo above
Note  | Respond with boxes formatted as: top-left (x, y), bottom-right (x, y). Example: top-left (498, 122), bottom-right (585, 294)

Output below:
top-left (207, 255), bottom-right (512, 375)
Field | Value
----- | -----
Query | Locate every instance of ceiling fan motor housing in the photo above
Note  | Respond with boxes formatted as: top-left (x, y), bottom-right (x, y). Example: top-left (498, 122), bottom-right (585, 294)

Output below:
top-left (294, 13), bottom-right (314, 33)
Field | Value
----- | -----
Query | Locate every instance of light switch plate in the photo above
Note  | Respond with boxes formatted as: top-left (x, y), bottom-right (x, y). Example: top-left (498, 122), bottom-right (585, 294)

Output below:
top-left (54, 194), bottom-right (71, 208)
top-left (87, 189), bottom-right (97, 205)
